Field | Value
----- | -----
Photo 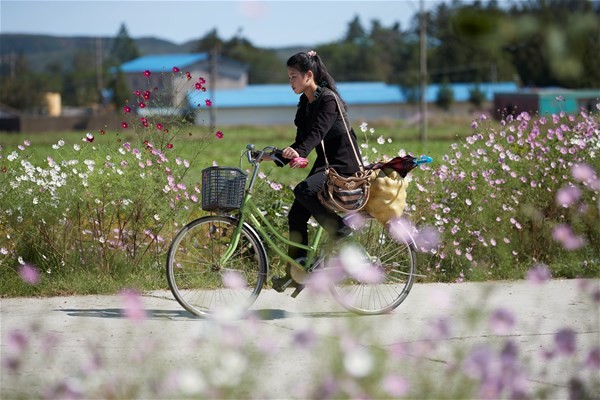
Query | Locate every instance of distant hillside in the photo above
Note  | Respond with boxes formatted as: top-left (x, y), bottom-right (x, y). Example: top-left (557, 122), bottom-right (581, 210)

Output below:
top-left (0, 34), bottom-right (196, 72)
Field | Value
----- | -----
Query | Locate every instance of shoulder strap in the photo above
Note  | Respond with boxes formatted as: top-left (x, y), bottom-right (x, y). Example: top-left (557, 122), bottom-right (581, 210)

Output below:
top-left (321, 92), bottom-right (364, 170)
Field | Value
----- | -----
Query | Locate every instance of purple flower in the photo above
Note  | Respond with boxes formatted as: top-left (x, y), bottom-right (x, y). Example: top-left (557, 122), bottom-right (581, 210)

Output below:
top-left (7, 330), bottom-right (28, 354)
top-left (428, 317), bottom-right (452, 340)
top-left (490, 308), bottom-right (516, 335)
top-left (585, 347), bottom-right (600, 369)
top-left (526, 264), bottom-right (552, 284)
top-left (292, 328), bottom-right (318, 349)
top-left (414, 225), bottom-right (440, 252)
top-left (554, 328), bottom-right (576, 356)
top-left (552, 224), bottom-right (585, 250)
top-left (381, 373), bottom-right (410, 397)
top-left (555, 186), bottom-right (581, 207)
top-left (119, 289), bottom-right (147, 323)
top-left (388, 218), bottom-right (415, 244)
top-left (19, 264), bottom-right (40, 285)
top-left (571, 163), bottom-right (595, 182)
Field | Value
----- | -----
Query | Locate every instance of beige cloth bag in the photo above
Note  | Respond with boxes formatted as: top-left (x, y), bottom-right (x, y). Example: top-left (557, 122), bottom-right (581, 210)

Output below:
top-left (364, 167), bottom-right (409, 224)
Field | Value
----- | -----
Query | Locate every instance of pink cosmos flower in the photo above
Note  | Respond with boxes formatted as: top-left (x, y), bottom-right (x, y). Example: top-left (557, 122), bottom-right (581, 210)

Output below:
top-left (221, 271), bottom-right (247, 289)
top-left (156, 123), bottom-right (163, 131)
top-left (489, 308), bottom-right (516, 334)
top-left (7, 330), bottom-right (29, 354)
top-left (121, 122), bottom-right (128, 129)
top-left (556, 186), bottom-right (581, 207)
top-left (143, 70), bottom-right (151, 77)
top-left (554, 328), bottom-right (576, 355)
top-left (215, 131), bottom-right (224, 139)
top-left (19, 264), bottom-right (40, 285)
top-left (381, 374), bottom-right (410, 397)
top-left (526, 263), bottom-right (551, 284)
top-left (119, 289), bottom-right (147, 323)
top-left (552, 224), bottom-right (585, 250)
top-left (572, 163), bottom-right (595, 182)
top-left (172, 66), bottom-right (180, 73)
top-left (585, 347), bottom-right (600, 369)
top-left (205, 99), bottom-right (212, 107)
top-left (123, 105), bottom-right (131, 113)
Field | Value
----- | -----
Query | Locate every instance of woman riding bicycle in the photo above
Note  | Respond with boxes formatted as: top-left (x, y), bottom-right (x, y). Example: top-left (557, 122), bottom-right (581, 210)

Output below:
top-left (268, 51), bottom-right (363, 291)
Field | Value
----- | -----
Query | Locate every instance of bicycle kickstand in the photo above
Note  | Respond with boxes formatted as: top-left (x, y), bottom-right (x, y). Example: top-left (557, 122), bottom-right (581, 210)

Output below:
top-left (290, 285), bottom-right (305, 298)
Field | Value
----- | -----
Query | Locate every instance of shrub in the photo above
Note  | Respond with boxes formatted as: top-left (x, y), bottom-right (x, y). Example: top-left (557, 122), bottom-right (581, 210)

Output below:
top-left (435, 80), bottom-right (454, 111)
top-left (408, 102), bottom-right (600, 281)
top-left (468, 84), bottom-right (486, 108)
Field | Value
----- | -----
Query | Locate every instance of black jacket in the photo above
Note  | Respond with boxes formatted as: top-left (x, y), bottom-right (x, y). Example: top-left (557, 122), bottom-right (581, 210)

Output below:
top-left (287, 87), bottom-right (362, 176)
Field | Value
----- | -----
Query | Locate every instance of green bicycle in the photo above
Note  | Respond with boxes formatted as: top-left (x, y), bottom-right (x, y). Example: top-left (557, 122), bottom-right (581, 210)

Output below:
top-left (166, 144), bottom-right (417, 317)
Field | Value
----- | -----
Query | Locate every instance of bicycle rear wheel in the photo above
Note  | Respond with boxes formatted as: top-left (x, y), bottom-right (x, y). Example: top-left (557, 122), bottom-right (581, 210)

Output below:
top-left (328, 217), bottom-right (416, 315)
top-left (166, 215), bottom-right (267, 317)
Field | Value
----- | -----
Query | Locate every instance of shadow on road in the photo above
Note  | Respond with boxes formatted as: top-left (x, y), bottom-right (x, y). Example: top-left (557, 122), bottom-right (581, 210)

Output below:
top-left (56, 308), bottom-right (359, 321)
top-left (57, 308), bottom-right (199, 320)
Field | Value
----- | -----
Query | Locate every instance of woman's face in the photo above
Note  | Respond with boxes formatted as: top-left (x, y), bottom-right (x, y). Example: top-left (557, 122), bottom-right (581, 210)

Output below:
top-left (288, 67), bottom-right (313, 95)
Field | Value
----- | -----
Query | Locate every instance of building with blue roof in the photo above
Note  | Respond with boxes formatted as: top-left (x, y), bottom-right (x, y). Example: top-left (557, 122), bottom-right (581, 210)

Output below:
top-left (119, 53), bottom-right (521, 126)
top-left (188, 81), bottom-right (519, 126)
top-left (116, 53), bottom-right (248, 108)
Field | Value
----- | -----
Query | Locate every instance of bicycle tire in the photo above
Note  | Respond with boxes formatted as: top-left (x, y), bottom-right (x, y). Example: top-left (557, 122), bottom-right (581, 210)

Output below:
top-left (328, 217), bottom-right (416, 315)
top-left (166, 215), bottom-right (268, 317)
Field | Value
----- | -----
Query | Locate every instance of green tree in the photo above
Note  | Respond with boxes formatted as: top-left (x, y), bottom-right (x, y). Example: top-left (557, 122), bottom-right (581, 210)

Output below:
top-left (109, 23), bottom-right (140, 65)
top-left (63, 50), bottom-right (98, 106)
top-left (502, 0), bottom-right (600, 88)
top-left (435, 78), bottom-right (454, 110)
top-left (193, 28), bottom-right (225, 53)
top-left (345, 15), bottom-right (367, 44)
top-left (468, 83), bottom-right (486, 108)
top-left (107, 69), bottom-right (130, 109)
top-left (194, 29), bottom-right (282, 84)
top-left (0, 53), bottom-right (44, 111)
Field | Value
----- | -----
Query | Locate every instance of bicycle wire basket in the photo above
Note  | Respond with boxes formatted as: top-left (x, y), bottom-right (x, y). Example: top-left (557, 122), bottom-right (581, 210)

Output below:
top-left (201, 166), bottom-right (247, 212)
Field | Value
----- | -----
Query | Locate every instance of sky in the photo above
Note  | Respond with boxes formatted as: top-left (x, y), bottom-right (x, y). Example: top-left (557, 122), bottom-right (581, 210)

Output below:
top-left (0, 0), bottom-right (445, 48)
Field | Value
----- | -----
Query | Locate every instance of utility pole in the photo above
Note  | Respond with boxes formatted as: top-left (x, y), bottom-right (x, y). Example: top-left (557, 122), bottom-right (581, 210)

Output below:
top-left (95, 37), bottom-right (104, 108)
top-left (419, 0), bottom-right (428, 142)
top-left (209, 46), bottom-right (218, 130)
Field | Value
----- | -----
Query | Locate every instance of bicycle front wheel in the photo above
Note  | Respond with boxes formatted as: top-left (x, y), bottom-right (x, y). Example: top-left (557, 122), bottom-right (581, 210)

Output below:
top-left (329, 217), bottom-right (417, 315)
top-left (166, 215), bottom-right (267, 317)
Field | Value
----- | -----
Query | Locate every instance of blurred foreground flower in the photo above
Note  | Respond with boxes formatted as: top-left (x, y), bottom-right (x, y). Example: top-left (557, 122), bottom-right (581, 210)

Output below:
top-left (119, 289), bottom-right (147, 323)
top-left (222, 270), bottom-right (247, 290)
top-left (19, 264), bottom-right (40, 285)
top-left (526, 263), bottom-right (552, 284)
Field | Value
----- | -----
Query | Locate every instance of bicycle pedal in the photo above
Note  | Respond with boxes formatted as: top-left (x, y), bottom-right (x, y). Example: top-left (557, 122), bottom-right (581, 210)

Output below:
top-left (290, 285), bottom-right (305, 298)
top-left (272, 277), bottom-right (293, 292)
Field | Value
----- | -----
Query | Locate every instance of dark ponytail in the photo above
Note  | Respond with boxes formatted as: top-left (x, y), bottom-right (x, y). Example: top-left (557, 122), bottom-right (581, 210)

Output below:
top-left (287, 51), bottom-right (346, 109)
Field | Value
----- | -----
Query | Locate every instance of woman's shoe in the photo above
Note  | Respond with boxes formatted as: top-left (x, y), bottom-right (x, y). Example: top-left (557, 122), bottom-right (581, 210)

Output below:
top-left (271, 273), bottom-right (305, 296)
top-left (271, 275), bottom-right (294, 292)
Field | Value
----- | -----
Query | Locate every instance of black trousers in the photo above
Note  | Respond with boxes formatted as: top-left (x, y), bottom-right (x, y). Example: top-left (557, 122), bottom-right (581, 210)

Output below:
top-left (287, 171), bottom-right (350, 260)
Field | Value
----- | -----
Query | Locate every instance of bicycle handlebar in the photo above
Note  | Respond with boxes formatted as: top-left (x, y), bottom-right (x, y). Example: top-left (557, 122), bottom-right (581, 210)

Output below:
top-left (245, 144), bottom-right (308, 168)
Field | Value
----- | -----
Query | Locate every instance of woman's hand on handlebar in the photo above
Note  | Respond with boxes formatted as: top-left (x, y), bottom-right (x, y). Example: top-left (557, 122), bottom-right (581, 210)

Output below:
top-left (282, 147), bottom-right (299, 159)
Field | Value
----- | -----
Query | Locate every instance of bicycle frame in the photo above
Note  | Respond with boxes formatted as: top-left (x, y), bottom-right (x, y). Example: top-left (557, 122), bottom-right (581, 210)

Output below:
top-left (218, 146), bottom-right (325, 272)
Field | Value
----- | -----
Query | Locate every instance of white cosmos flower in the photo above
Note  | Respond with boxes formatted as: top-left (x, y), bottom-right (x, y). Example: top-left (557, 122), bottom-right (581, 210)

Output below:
top-left (344, 347), bottom-right (373, 377)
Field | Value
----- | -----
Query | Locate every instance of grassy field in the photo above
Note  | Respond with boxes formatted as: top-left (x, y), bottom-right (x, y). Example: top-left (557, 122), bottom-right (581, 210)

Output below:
top-left (6, 110), bottom-right (596, 298)
top-left (0, 114), bottom-right (474, 185)
top-left (1, 115), bottom-right (475, 297)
